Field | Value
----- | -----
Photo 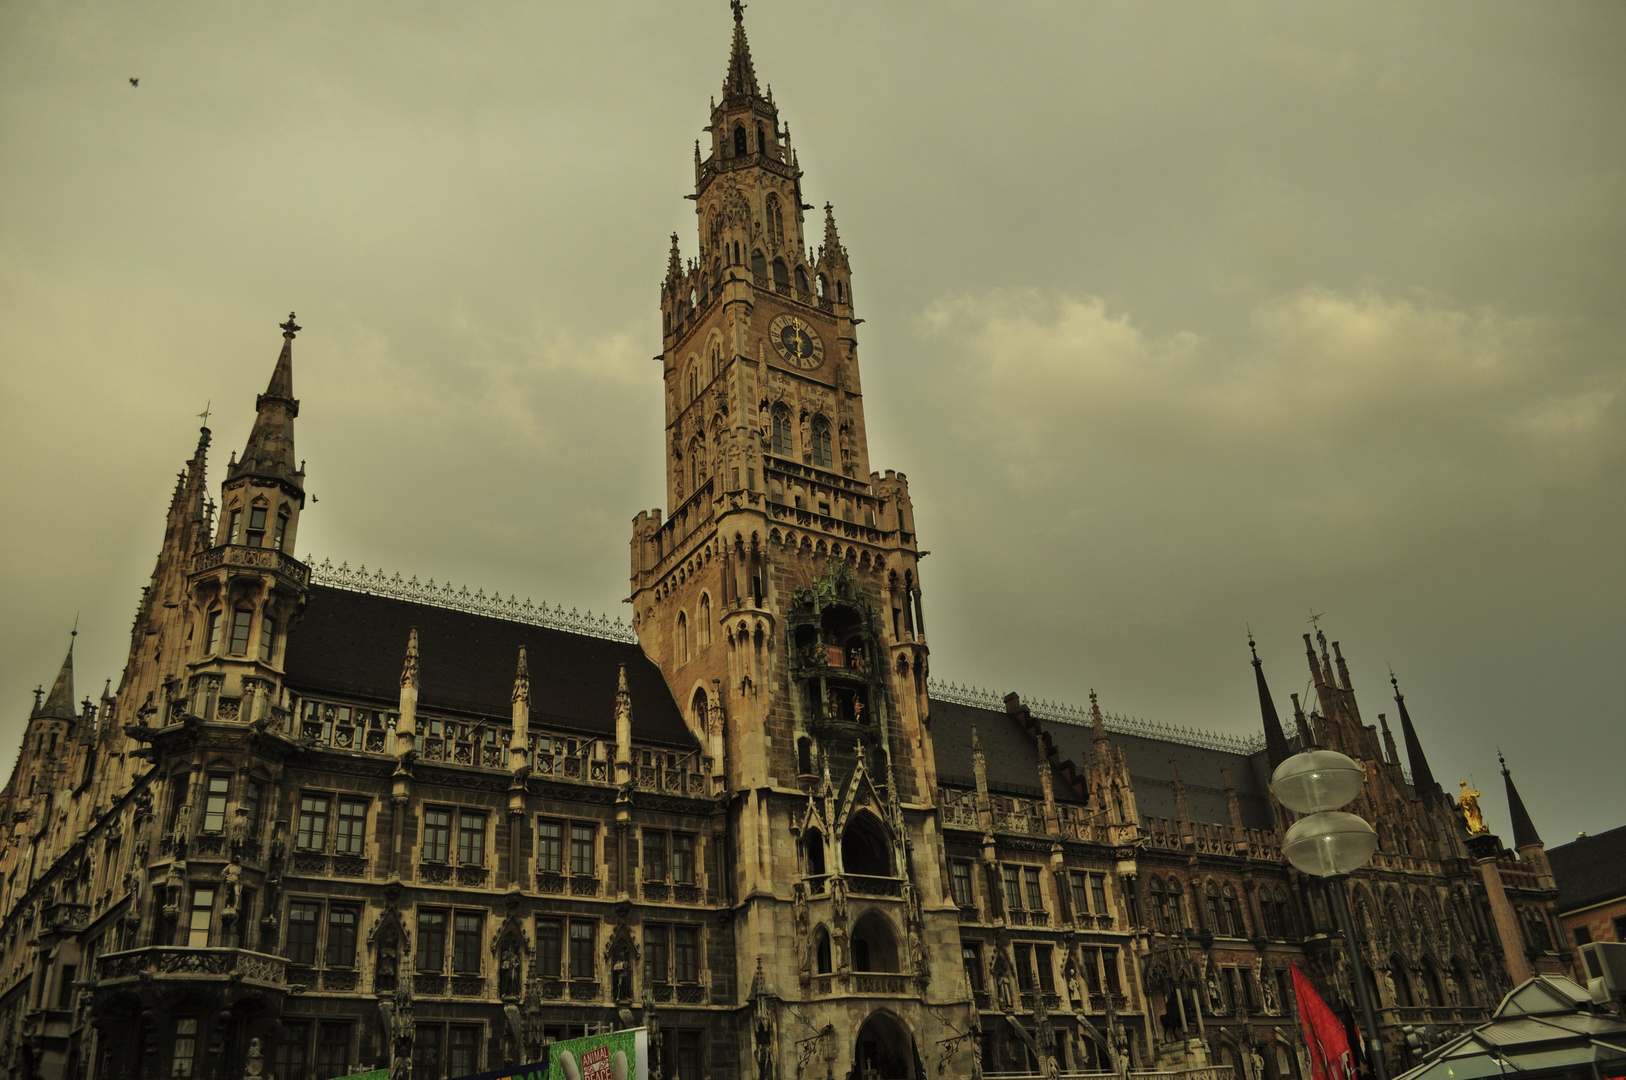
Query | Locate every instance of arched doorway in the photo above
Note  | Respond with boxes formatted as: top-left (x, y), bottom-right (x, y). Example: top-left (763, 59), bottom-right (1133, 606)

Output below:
top-left (850, 911), bottom-right (901, 973)
top-left (852, 1012), bottom-right (916, 1080)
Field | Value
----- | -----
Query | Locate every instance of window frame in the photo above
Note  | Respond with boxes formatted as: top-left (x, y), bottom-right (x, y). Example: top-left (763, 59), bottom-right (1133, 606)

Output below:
top-left (422, 807), bottom-right (452, 864)
top-left (457, 811), bottom-right (486, 867)
top-left (287, 900), bottom-right (322, 966)
top-left (202, 774), bottom-right (230, 834)
top-left (951, 861), bottom-right (975, 909)
top-left (537, 819), bottom-right (564, 874)
top-left (335, 798), bottom-right (368, 856)
top-left (417, 908), bottom-right (448, 973)
top-left (296, 795), bottom-right (330, 853)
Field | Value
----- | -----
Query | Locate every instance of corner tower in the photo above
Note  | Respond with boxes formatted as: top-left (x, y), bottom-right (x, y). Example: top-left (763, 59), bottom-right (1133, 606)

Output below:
top-left (629, 7), bottom-right (966, 1077)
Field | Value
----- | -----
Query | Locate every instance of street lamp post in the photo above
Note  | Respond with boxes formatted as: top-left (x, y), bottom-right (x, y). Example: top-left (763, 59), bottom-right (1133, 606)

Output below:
top-left (1270, 750), bottom-right (1389, 1080)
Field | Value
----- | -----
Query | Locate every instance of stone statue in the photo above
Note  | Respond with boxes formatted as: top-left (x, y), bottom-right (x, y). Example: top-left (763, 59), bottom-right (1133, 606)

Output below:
top-left (1248, 1048), bottom-right (1265, 1080)
top-left (229, 805), bottom-right (249, 857)
top-left (1260, 965), bottom-right (1279, 1014)
top-left (1066, 967), bottom-right (1084, 1009)
top-left (243, 1036), bottom-right (265, 1080)
top-left (1382, 968), bottom-right (1397, 1006)
top-left (1206, 964), bottom-right (1225, 1015)
top-left (1458, 781), bottom-right (1487, 835)
top-left (221, 860), bottom-right (242, 916)
top-left (499, 943), bottom-right (521, 999)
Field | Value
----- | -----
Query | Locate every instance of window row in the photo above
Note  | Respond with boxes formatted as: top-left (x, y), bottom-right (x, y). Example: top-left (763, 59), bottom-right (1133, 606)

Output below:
top-left (203, 608), bottom-right (278, 662)
top-left (767, 404), bottom-right (835, 469)
top-left (224, 502), bottom-right (292, 551)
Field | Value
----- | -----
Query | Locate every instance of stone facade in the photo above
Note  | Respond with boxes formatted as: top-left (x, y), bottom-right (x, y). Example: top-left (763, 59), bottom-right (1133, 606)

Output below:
top-left (0, 8), bottom-right (1570, 1080)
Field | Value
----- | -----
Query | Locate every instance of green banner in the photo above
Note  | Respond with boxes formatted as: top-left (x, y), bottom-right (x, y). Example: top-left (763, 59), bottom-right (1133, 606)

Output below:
top-left (547, 1027), bottom-right (649, 1080)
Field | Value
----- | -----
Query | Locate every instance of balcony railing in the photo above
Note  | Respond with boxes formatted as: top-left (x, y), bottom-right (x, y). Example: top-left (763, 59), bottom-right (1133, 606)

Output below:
top-left (854, 974), bottom-right (909, 994)
top-left (846, 875), bottom-right (903, 898)
top-left (191, 544), bottom-right (310, 588)
top-left (97, 947), bottom-right (287, 988)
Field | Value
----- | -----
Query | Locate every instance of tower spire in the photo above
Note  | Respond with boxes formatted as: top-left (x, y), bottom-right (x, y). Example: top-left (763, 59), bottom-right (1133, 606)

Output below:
top-left (227, 313), bottom-right (304, 493)
top-left (1498, 751), bottom-right (1542, 849)
top-left (722, 0), bottom-right (759, 101)
top-left (33, 631), bottom-right (78, 721)
top-left (1390, 670), bottom-right (1441, 806)
top-left (1250, 633), bottom-right (1292, 769)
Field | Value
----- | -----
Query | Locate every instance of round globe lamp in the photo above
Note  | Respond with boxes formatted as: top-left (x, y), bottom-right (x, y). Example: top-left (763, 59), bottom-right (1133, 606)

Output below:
top-left (1283, 811), bottom-right (1380, 879)
top-left (1269, 749), bottom-right (1365, 814)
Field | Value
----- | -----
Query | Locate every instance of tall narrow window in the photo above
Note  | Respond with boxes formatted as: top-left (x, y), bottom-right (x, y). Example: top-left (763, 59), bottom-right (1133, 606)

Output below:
top-left (699, 594), bottom-right (712, 645)
top-left (287, 901), bottom-right (320, 965)
top-left (677, 612), bottom-right (690, 663)
top-left (951, 862), bottom-right (975, 908)
top-left (245, 781), bottom-right (264, 839)
top-left (772, 258), bottom-right (789, 289)
top-left (1004, 867), bottom-right (1023, 912)
top-left (733, 124), bottom-right (747, 156)
top-left (314, 1024), bottom-right (352, 1079)
top-left (273, 511), bottom-right (289, 550)
top-left (335, 798), bottom-right (367, 855)
top-left (962, 945), bottom-right (984, 992)
top-left (643, 832), bottom-right (667, 882)
top-left (1014, 944), bottom-right (1034, 991)
top-left (327, 906), bottom-right (358, 967)
top-left (645, 925), bottom-right (669, 983)
top-left (453, 913), bottom-right (483, 973)
top-left (795, 265), bottom-right (808, 293)
top-left (423, 808), bottom-right (451, 863)
top-left (417, 910), bottom-right (447, 972)
top-left (537, 820), bottom-right (563, 874)
top-left (276, 1022), bottom-right (311, 1080)
top-left (1036, 945), bottom-right (1056, 993)
top-left (1024, 867), bottom-right (1045, 912)
top-left (202, 775), bottom-right (230, 833)
top-left (1070, 871), bottom-right (1090, 917)
top-left (457, 812), bottom-right (485, 866)
top-left (258, 617), bottom-right (278, 663)
top-left (186, 888), bottom-right (214, 948)
top-left (810, 416), bottom-right (833, 468)
top-left (570, 824), bottom-right (596, 877)
top-left (296, 797), bottom-right (329, 852)
top-left (227, 510), bottom-right (242, 545)
top-left (448, 1026), bottom-right (480, 1076)
top-left (672, 834), bottom-right (695, 885)
top-left (674, 926), bottom-right (699, 982)
top-left (229, 609), bottom-right (253, 655)
top-left (569, 921), bottom-right (595, 980)
top-left (770, 404), bottom-right (792, 456)
top-left (536, 919), bottom-right (561, 978)
top-left (766, 195), bottom-right (784, 248)
top-left (205, 612), bottom-right (222, 654)
top-left (173, 1018), bottom-right (200, 1078)
top-left (1091, 875), bottom-right (1109, 921)
top-left (246, 506), bottom-right (267, 547)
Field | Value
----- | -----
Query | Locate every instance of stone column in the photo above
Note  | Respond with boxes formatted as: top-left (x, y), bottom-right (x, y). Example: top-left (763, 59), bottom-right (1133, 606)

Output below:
top-left (1467, 834), bottom-right (1531, 985)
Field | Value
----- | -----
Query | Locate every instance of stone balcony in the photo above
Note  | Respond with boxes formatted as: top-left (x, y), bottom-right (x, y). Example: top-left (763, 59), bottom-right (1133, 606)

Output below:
top-left (96, 947), bottom-right (287, 990)
top-left (190, 544), bottom-right (310, 589)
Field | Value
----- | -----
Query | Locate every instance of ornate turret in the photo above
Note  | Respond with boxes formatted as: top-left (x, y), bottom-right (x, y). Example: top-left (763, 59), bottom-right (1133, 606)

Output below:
top-left (721, 0), bottom-right (759, 102)
top-left (226, 313), bottom-right (305, 496)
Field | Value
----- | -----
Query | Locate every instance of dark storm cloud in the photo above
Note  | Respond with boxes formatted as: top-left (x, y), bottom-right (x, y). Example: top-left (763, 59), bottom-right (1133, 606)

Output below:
top-left (2, 2), bottom-right (1621, 840)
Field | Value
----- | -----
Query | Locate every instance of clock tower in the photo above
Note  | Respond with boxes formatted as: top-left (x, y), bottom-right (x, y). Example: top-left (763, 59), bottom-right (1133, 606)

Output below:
top-left (630, 5), bottom-right (974, 1077)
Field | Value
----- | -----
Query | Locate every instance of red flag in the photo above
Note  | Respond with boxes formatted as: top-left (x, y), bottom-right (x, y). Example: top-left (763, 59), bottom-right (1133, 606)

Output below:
top-left (1293, 964), bottom-right (1356, 1080)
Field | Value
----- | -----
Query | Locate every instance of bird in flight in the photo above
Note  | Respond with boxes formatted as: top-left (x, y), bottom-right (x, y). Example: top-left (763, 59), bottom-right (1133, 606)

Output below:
top-left (129, 77), bottom-right (138, 87)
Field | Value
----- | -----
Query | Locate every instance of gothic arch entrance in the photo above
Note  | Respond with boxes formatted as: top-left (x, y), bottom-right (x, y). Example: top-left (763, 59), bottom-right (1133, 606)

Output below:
top-left (851, 1011), bottom-right (916, 1080)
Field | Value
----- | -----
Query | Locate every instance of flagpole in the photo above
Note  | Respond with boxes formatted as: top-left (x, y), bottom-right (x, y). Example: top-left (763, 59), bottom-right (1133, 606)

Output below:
top-left (1326, 874), bottom-right (1388, 1080)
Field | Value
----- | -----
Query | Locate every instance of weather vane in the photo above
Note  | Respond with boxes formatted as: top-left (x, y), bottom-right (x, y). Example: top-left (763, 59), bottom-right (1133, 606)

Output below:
top-left (1307, 607), bottom-right (1325, 632)
top-left (198, 400), bottom-right (212, 427)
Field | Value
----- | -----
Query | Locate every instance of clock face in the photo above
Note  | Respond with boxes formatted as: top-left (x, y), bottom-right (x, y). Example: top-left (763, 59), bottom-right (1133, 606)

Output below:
top-left (770, 314), bottom-right (826, 370)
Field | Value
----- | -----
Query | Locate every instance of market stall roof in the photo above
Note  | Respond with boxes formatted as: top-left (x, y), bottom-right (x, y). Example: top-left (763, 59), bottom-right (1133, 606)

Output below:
top-left (1396, 977), bottom-right (1626, 1080)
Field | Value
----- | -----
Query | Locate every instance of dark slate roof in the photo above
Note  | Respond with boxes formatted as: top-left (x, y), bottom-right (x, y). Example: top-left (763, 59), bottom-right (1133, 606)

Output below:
top-left (1546, 826), bottom-right (1626, 914)
top-left (284, 584), bottom-right (696, 748)
top-left (930, 698), bottom-right (1083, 802)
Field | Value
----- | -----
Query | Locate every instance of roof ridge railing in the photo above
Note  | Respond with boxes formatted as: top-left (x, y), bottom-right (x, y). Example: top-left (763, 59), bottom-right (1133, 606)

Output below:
top-left (926, 678), bottom-right (1268, 756)
top-left (306, 557), bottom-right (638, 644)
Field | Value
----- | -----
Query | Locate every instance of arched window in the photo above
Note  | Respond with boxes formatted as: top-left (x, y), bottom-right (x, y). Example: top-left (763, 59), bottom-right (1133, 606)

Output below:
top-left (803, 825), bottom-right (825, 875)
top-left (814, 926), bottom-right (832, 974)
top-left (772, 258), bottom-right (789, 289)
top-left (733, 124), bottom-right (747, 156)
top-left (1167, 878), bottom-right (1186, 928)
top-left (810, 415), bottom-right (833, 468)
top-left (797, 738), bottom-right (814, 776)
top-left (794, 265), bottom-right (808, 293)
top-left (1389, 959), bottom-right (1415, 1006)
top-left (1206, 881), bottom-right (1224, 935)
top-left (677, 612), bottom-right (690, 664)
top-left (698, 594), bottom-right (712, 646)
top-left (712, 259), bottom-right (721, 287)
top-left (766, 194), bottom-right (784, 248)
top-left (751, 249), bottom-right (767, 280)
top-left (688, 366), bottom-right (699, 403)
top-left (757, 124), bottom-right (766, 152)
top-left (733, 241), bottom-right (740, 265)
top-left (836, 279), bottom-right (844, 303)
top-left (770, 404), bottom-right (792, 456)
top-left (1223, 884), bottom-right (1245, 938)
top-left (816, 273), bottom-right (827, 300)
top-left (841, 813), bottom-right (892, 878)
top-left (850, 911), bottom-right (900, 972)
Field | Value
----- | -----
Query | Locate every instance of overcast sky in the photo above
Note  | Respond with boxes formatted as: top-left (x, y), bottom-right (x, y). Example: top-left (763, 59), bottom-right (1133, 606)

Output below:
top-left (2, 2), bottom-right (1621, 844)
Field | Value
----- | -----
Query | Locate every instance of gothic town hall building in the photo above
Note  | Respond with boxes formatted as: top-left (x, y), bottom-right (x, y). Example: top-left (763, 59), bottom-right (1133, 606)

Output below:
top-left (0, 9), bottom-right (1568, 1080)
